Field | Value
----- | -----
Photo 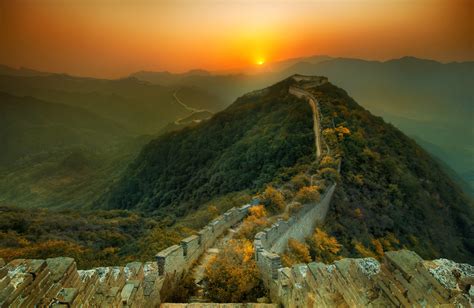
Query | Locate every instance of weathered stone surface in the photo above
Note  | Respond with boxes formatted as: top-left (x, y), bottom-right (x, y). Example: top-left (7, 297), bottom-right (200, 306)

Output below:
top-left (266, 250), bottom-right (473, 307)
top-left (161, 304), bottom-right (278, 308)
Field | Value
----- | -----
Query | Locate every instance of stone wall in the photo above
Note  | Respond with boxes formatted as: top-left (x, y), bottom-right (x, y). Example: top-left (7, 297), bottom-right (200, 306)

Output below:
top-left (156, 204), bottom-right (253, 277)
top-left (254, 183), bottom-right (336, 290)
top-left (251, 178), bottom-right (473, 307)
top-left (0, 204), bottom-right (255, 307)
top-left (273, 250), bottom-right (473, 307)
top-left (0, 256), bottom-right (162, 307)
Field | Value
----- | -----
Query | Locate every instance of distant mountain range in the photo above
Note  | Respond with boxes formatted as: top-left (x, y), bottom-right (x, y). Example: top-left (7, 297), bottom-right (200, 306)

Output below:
top-left (0, 73), bottom-right (223, 135)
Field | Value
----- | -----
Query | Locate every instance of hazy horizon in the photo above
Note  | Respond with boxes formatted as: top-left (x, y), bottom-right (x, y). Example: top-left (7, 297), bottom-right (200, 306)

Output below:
top-left (2, 54), bottom-right (472, 80)
top-left (1, 0), bottom-right (472, 78)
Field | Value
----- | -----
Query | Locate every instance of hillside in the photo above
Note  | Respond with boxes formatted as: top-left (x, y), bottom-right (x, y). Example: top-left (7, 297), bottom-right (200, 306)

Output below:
top-left (131, 57), bottom-right (474, 195)
top-left (306, 81), bottom-right (474, 263)
top-left (107, 76), bottom-right (473, 263)
top-left (0, 70), bottom-right (224, 134)
top-left (106, 79), bottom-right (316, 214)
top-left (0, 92), bottom-right (129, 166)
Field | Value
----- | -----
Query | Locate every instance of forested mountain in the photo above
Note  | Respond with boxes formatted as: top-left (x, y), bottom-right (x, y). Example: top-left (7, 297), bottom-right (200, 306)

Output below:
top-left (0, 92), bottom-right (129, 166)
top-left (0, 92), bottom-right (152, 209)
top-left (107, 76), bottom-right (473, 263)
top-left (308, 81), bottom-right (473, 263)
top-left (131, 57), bottom-right (474, 195)
top-left (105, 79), bottom-right (315, 214)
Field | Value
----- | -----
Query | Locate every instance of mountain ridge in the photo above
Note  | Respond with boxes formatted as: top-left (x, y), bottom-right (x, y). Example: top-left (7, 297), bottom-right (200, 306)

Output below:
top-left (105, 75), bottom-right (474, 263)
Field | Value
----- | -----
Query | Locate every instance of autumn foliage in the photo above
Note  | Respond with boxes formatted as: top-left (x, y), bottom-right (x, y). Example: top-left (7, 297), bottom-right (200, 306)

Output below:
top-left (281, 238), bottom-right (311, 267)
top-left (237, 205), bottom-right (270, 239)
top-left (260, 186), bottom-right (285, 214)
top-left (204, 239), bottom-right (265, 302)
top-left (295, 186), bottom-right (321, 204)
top-left (309, 228), bottom-right (342, 263)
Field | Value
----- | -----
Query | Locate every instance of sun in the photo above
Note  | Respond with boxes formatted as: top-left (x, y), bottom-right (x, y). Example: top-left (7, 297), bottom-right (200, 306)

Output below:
top-left (256, 58), bottom-right (265, 66)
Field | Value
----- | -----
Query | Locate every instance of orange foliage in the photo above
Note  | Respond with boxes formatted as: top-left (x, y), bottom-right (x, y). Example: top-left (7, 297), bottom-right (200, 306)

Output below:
top-left (335, 125), bottom-right (351, 140)
top-left (261, 186), bottom-right (285, 213)
top-left (371, 239), bottom-right (384, 257)
top-left (353, 241), bottom-right (377, 258)
top-left (295, 186), bottom-right (320, 204)
top-left (248, 205), bottom-right (266, 218)
top-left (281, 238), bottom-right (311, 267)
top-left (0, 240), bottom-right (88, 262)
top-left (237, 205), bottom-right (270, 240)
top-left (204, 239), bottom-right (264, 302)
top-left (309, 228), bottom-right (342, 263)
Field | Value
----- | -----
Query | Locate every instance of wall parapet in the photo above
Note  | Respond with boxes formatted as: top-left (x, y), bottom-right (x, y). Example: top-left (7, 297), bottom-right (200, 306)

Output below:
top-left (254, 183), bottom-right (336, 292)
top-left (155, 203), bottom-right (255, 278)
top-left (270, 250), bottom-right (474, 307)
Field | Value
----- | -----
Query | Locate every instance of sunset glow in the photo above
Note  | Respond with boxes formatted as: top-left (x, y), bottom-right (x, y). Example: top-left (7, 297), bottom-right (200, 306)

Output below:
top-left (0, 0), bottom-right (472, 77)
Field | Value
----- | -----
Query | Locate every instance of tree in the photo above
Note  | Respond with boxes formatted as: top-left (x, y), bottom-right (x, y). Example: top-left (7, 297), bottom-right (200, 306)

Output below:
top-left (237, 205), bottom-right (270, 239)
top-left (260, 186), bottom-right (285, 214)
top-left (281, 238), bottom-right (311, 267)
top-left (335, 125), bottom-right (351, 140)
top-left (353, 240), bottom-right (377, 258)
top-left (204, 239), bottom-right (265, 302)
top-left (308, 228), bottom-right (342, 263)
top-left (295, 186), bottom-right (321, 204)
top-left (290, 174), bottom-right (310, 191)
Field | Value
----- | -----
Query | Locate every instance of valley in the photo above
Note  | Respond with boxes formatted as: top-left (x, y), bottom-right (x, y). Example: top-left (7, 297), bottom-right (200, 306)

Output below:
top-left (1, 1), bottom-right (472, 306)
top-left (1, 75), bottom-right (472, 306)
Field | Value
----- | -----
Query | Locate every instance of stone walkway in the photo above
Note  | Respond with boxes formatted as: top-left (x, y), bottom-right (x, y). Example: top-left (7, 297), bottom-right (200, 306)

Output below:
top-left (190, 225), bottom-right (240, 302)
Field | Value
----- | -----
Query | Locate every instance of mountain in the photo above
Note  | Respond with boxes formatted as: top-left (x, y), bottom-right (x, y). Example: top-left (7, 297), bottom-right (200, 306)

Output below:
top-left (0, 65), bottom-right (51, 77)
top-left (0, 92), bottom-right (151, 209)
top-left (106, 76), bottom-right (473, 263)
top-left (0, 92), bottom-right (129, 166)
top-left (105, 78), bottom-right (316, 214)
top-left (0, 69), bottom-right (224, 134)
top-left (130, 57), bottom-right (474, 195)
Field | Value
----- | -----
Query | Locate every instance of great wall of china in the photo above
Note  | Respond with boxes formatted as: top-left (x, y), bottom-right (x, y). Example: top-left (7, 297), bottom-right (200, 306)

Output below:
top-left (1, 76), bottom-right (472, 307)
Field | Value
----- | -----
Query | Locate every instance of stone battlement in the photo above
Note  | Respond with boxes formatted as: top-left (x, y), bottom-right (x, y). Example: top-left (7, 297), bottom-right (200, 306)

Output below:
top-left (251, 179), bottom-right (473, 307)
top-left (0, 256), bottom-right (162, 307)
top-left (274, 250), bottom-right (473, 307)
top-left (0, 203), bottom-right (256, 307)
top-left (156, 204), bottom-right (254, 278)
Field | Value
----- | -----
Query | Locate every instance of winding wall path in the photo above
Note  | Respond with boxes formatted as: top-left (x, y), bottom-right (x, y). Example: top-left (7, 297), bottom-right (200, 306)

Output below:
top-left (289, 86), bottom-right (322, 158)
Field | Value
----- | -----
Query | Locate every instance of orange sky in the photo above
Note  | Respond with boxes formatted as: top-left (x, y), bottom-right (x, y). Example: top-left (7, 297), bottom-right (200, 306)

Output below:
top-left (0, 0), bottom-right (472, 78)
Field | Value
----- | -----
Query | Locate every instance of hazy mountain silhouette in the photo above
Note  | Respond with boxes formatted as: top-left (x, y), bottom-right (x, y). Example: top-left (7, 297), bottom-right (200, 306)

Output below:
top-left (0, 71), bottom-right (224, 134)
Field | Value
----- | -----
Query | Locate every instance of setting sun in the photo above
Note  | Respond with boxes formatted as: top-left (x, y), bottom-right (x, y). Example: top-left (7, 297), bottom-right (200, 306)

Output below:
top-left (256, 59), bottom-right (265, 66)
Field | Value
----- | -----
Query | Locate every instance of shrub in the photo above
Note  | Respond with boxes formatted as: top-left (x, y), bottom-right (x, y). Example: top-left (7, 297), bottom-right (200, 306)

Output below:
top-left (319, 155), bottom-right (337, 168)
top-left (290, 174), bottom-right (310, 191)
top-left (281, 238), bottom-right (311, 267)
top-left (308, 228), bottom-right (341, 263)
top-left (260, 186), bottom-right (285, 214)
top-left (204, 239), bottom-right (265, 302)
top-left (295, 186), bottom-right (320, 204)
top-left (237, 205), bottom-right (270, 240)
top-left (317, 167), bottom-right (340, 182)
top-left (160, 271), bottom-right (197, 303)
